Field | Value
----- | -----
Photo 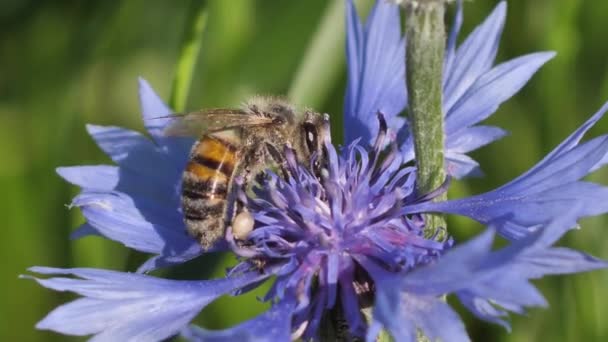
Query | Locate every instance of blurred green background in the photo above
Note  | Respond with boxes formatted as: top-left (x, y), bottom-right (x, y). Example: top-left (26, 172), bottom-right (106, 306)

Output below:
top-left (1, 0), bottom-right (607, 340)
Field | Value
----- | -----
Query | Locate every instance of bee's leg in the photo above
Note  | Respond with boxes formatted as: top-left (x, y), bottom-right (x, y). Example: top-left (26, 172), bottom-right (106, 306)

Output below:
top-left (264, 142), bottom-right (293, 180)
top-left (223, 160), bottom-right (244, 227)
top-left (233, 144), bottom-right (271, 208)
top-left (242, 145), bottom-right (268, 187)
top-left (225, 157), bottom-right (257, 245)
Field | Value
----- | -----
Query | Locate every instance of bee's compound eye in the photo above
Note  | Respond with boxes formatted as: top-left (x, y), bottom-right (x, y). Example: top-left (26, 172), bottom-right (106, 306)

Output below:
top-left (232, 211), bottom-right (255, 240)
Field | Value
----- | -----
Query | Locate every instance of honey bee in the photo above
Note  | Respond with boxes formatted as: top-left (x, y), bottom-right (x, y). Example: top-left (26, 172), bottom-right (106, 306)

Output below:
top-left (163, 96), bottom-right (330, 249)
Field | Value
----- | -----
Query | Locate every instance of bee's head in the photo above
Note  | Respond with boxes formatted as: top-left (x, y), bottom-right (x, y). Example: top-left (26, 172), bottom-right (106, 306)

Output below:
top-left (298, 111), bottom-right (331, 173)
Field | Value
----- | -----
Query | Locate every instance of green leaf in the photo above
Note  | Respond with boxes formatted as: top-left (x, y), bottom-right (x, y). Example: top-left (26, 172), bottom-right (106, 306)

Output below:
top-left (169, 0), bottom-right (208, 112)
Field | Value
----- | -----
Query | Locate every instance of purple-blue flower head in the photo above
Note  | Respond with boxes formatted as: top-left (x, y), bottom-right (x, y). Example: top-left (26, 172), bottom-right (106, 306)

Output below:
top-left (26, 0), bottom-right (608, 341)
top-left (226, 116), bottom-right (452, 339)
top-left (32, 104), bottom-right (462, 340)
top-left (344, 0), bottom-right (555, 178)
top-left (28, 93), bottom-right (608, 340)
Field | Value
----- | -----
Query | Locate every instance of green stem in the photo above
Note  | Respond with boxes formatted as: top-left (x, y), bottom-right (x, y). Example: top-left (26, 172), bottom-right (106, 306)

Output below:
top-left (169, 0), bottom-right (208, 112)
top-left (404, 0), bottom-right (447, 240)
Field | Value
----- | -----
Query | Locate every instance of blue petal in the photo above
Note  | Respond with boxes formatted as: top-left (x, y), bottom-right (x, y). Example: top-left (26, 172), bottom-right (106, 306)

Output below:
top-left (367, 279), bottom-right (416, 342)
top-left (443, 0), bottom-right (463, 75)
top-left (360, 257), bottom-right (471, 342)
top-left (86, 124), bottom-right (182, 186)
top-left (515, 101), bottom-right (608, 180)
top-left (73, 190), bottom-right (177, 252)
top-left (138, 78), bottom-right (193, 166)
top-left (57, 165), bottom-right (177, 204)
top-left (443, 2), bottom-right (506, 110)
top-left (400, 230), bottom-right (496, 296)
top-left (401, 295), bottom-right (470, 342)
top-left (181, 295), bottom-right (296, 342)
top-left (445, 125), bottom-right (508, 177)
top-left (514, 248), bottom-right (608, 277)
top-left (135, 247), bottom-right (211, 274)
top-left (397, 212), bottom-right (607, 328)
top-left (325, 254), bottom-right (340, 308)
top-left (456, 291), bottom-right (510, 329)
top-left (446, 151), bottom-right (483, 179)
top-left (26, 266), bottom-right (272, 341)
top-left (446, 125), bottom-right (508, 153)
top-left (446, 52), bottom-right (555, 133)
top-left (138, 77), bottom-right (172, 140)
top-left (460, 270), bottom-right (547, 309)
top-left (356, 258), bottom-right (413, 342)
top-left (344, 0), bottom-right (406, 145)
top-left (411, 102), bottom-right (608, 239)
top-left (57, 166), bottom-right (119, 191)
top-left (338, 263), bottom-right (366, 336)
top-left (345, 0), bottom-right (363, 120)
top-left (72, 189), bottom-right (203, 268)
top-left (441, 50), bottom-right (554, 178)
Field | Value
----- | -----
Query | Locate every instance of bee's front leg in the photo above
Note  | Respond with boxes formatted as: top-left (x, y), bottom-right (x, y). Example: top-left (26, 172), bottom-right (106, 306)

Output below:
top-left (264, 142), bottom-right (292, 180)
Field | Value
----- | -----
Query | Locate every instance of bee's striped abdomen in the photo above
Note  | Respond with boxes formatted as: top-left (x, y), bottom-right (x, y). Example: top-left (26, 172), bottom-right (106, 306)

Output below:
top-left (181, 135), bottom-right (239, 248)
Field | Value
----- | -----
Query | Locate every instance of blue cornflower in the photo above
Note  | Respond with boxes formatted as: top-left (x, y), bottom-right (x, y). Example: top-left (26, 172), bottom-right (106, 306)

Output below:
top-left (27, 105), bottom-right (608, 340)
top-left (344, 0), bottom-right (555, 178)
top-left (26, 1), bottom-right (608, 341)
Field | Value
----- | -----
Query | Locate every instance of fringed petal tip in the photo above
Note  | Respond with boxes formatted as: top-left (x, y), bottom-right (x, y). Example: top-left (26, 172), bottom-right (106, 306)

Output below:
top-left (25, 266), bottom-right (274, 341)
top-left (367, 210), bottom-right (605, 340)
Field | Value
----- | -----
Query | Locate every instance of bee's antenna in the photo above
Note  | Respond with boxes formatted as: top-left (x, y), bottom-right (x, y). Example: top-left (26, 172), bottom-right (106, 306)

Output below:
top-left (145, 113), bottom-right (184, 121)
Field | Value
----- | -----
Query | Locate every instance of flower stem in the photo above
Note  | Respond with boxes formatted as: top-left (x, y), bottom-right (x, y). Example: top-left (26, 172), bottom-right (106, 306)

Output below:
top-left (404, 0), bottom-right (447, 239)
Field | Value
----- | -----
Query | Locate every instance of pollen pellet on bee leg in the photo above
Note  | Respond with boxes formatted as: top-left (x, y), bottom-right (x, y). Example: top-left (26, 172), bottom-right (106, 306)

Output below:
top-left (232, 211), bottom-right (255, 240)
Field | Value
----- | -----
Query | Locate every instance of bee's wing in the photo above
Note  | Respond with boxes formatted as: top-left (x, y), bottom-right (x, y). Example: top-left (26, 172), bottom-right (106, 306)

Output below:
top-left (162, 109), bottom-right (275, 136)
